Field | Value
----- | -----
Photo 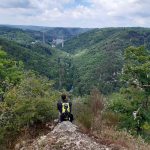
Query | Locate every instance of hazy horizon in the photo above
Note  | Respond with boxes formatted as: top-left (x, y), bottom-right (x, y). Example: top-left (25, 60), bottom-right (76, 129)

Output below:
top-left (1, 24), bottom-right (150, 29)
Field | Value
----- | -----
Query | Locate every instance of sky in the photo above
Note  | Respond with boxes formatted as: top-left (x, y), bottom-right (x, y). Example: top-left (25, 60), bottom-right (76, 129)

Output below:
top-left (0, 0), bottom-right (150, 28)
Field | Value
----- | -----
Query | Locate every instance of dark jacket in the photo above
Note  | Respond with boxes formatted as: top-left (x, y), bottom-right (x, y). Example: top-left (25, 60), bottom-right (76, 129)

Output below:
top-left (57, 99), bottom-right (72, 114)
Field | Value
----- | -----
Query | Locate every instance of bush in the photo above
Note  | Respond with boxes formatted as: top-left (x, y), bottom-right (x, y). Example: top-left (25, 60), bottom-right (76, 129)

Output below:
top-left (108, 91), bottom-right (150, 141)
top-left (0, 71), bottom-right (59, 148)
top-left (74, 88), bottom-right (104, 131)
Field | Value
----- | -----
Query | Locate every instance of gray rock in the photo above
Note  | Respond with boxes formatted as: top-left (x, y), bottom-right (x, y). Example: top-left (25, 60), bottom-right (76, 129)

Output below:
top-left (52, 121), bottom-right (77, 133)
top-left (15, 143), bottom-right (21, 150)
top-left (20, 121), bottom-right (111, 150)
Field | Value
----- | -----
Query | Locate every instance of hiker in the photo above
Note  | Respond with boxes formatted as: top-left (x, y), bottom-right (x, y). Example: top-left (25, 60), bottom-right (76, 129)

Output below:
top-left (57, 94), bottom-right (73, 122)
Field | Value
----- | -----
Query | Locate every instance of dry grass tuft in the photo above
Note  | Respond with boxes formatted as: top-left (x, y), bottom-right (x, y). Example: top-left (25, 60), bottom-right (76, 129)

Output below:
top-left (93, 126), bottom-right (150, 150)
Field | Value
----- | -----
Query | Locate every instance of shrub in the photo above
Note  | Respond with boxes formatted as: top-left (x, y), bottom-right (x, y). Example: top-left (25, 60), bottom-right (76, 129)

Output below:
top-left (108, 91), bottom-right (150, 141)
top-left (0, 72), bottom-right (59, 148)
top-left (74, 88), bottom-right (105, 132)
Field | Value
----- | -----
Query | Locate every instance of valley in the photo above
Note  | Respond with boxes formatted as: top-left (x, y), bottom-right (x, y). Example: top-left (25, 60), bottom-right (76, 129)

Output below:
top-left (0, 25), bottom-right (150, 149)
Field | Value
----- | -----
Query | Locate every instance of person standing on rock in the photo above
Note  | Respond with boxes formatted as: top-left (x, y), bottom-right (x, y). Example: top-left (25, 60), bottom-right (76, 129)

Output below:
top-left (57, 93), bottom-right (73, 122)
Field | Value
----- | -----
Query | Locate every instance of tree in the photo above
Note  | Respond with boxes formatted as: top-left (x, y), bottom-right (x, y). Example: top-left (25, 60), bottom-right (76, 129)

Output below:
top-left (122, 46), bottom-right (150, 108)
top-left (108, 46), bottom-right (150, 138)
top-left (0, 49), bottom-right (23, 101)
top-left (0, 71), bottom-right (59, 148)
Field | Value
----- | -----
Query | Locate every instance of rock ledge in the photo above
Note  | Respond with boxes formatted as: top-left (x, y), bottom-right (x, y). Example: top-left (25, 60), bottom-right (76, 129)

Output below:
top-left (16, 121), bottom-right (111, 150)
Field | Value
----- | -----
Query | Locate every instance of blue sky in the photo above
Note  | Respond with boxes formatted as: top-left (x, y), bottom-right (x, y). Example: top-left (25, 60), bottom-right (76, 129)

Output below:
top-left (0, 0), bottom-right (149, 28)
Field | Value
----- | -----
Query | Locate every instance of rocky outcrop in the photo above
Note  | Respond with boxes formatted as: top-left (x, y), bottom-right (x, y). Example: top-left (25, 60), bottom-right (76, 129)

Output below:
top-left (16, 121), bottom-right (111, 150)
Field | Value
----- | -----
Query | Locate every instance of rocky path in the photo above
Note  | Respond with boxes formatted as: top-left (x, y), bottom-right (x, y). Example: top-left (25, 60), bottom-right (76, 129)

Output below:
top-left (17, 121), bottom-right (111, 150)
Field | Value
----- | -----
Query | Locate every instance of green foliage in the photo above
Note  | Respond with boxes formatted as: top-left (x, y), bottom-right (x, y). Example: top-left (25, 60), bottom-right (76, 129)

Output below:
top-left (2, 27), bottom-right (150, 95)
top-left (0, 72), bottom-right (59, 147)
top-left (1, 25), bottom-right (150, 146)
top-left (0, 26), bottom-right (34, 44)
top-left (108, 46), bottom-right (150, 141)
top-left (0, 45), bottom-right (60, 148)
top-left (122, 46), bottom-right (150, 94)
top-left (62, 27), bottom-right (150, 95)
top-left (0, 38), bottom-right (73, 90)
top-left (108, 92), bottom-right (136, 129)
top-left (108, 90), bottom-right (150, 139)
top-left (0, 26), bottom-right (90, 45)
top-left (0, 49), bottom-right (23, 101)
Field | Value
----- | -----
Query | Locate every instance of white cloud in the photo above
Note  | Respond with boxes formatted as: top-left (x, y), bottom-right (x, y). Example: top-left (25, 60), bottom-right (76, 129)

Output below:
top-left (0, 0), bottom-right (150, 27)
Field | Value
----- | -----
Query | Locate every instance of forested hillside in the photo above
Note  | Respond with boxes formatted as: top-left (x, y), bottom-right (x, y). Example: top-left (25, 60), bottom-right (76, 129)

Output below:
top-left (62, 27), bottom-right (150, 94)
top-left (0, 38), bottom-right (75, 91)
top-left (62, 27), bottom-right (150, 53)
top-left (26, 27), bottom-right (91, 42)
top-left (0, 25), bottom-right (88, 90)
top-left (0, 26), bottom-right (150, 149)
top-left (0, 26), bottom-right (83, 148)
top-left (0, 26), bottom-right (150, 95)
top-left (0, 25), bottom-right (90, 45)
top-left (0, 26), bottom-right (34, 44)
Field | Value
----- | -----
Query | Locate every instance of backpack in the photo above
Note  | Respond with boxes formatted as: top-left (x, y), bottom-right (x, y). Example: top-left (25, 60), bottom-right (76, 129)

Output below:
top-left (62, 102), bottom-right (70, 113)
top-left (60, 102), bottom-right (73, 122)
